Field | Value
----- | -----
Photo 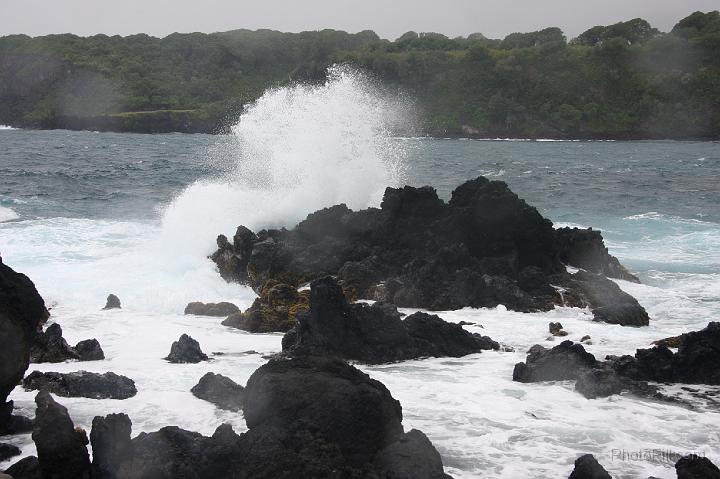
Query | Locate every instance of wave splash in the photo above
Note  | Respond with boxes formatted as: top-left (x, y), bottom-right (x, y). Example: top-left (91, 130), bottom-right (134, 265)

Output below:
top-left (161, 65), bottom-right (413, 258)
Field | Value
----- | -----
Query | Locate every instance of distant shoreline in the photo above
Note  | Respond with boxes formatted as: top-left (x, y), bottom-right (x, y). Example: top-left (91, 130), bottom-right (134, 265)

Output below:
top-left (3, 124), bottom-right (718, 142)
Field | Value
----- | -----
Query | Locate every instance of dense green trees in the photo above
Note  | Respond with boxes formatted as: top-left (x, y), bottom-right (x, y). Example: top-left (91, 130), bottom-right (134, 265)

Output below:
top-left (0, 11), bottom-right (718, 138)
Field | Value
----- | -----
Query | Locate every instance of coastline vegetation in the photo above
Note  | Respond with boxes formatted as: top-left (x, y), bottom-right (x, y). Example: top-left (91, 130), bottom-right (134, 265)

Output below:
top-left (0, 11), bottom-right (718, 138)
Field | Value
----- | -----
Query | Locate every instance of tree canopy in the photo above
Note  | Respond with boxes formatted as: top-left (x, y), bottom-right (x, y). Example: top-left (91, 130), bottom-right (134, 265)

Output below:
top-left (0, 11), bottom-right (718, 138)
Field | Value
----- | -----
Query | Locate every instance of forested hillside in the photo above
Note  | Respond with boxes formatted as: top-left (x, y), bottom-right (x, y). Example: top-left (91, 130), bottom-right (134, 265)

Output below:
top-left (1, 11), bottom-right (718, 138)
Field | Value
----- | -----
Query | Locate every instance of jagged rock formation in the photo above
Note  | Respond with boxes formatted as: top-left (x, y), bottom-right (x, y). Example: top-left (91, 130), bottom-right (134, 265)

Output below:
top-left (23, 371), bottom-right (137, 400)
top-left (31, 323), bottom-right (105, 363)
top-left (515, 323), bottom-right (720, 399)
top-left (44, 356), bottom-right (453, 479)
top-left (32, 390), bottom-right (91, 479)
top-left (556, 227), bottom-right (640, 282)
top-left (164, 334), bottom-right (208, 363)
top-left (282, 276), bottom-right (499, 364)
top-left (211, 177), bottom-right (648, 327)
top-left (0, 259), bottom-right (49, 434)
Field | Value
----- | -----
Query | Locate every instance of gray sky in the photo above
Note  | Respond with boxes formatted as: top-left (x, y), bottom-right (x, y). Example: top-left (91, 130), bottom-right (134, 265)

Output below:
top-left (1, 0), bottom-right (717, 40)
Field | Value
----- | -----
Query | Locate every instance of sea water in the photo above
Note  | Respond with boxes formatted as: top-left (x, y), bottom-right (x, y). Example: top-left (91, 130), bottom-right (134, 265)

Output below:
top-left (1, 68), bottom-right (719, 478)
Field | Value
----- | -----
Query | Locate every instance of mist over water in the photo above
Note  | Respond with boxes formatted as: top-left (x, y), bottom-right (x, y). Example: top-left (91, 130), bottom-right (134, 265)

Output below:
top-left (161, 65), bottom-right (411, 259)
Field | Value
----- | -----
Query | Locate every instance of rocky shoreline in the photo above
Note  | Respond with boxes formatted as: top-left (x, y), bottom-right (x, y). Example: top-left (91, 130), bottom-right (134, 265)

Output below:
top-left (2, 177), bottom-right (719, 478)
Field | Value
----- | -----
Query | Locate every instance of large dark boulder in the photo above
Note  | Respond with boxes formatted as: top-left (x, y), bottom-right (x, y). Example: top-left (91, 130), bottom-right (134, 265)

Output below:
top-left (244, 355), bottom-right (403, 465)
top-left (556, 227), bottom-right (639, 282)
top-left (0, 442), bottom-right (21, 462)
top-left (191, 373), bottom-right (244, 411)
top-left (4, 456), bottom-right (41, 479)
top-left (0, 259), bottom-right (49, 434)
top-left (283, 276), bottom-right (498, 363)
top-left (567, 271), bottom-right (649, 326)
top-left (90, 413), bottom-right (133, 479)
top-left (372, 429), bottom-right (452, 479)
top-left (184, 301), bottom-right (239, 317)
top-left (513, 341), bottom-right (598, 382)
top-left (165, 334), bottom-right (208, 363)
top-left (91, 356), bottom-right (451, 479)
top-left (676, 454), bottom-right (720, 479)
top-left (210, 177), bottom-right (642, 319)
top-left (23, 371), bottom-right (137, 400)
top-left (32, 391), bottom-right (91, 479)
top-left (568, 454), bottom-right (612, 479)
top-left (75, 339), bottom-right (105, 361)
top-left (222, 281), bottom-right (308, 333)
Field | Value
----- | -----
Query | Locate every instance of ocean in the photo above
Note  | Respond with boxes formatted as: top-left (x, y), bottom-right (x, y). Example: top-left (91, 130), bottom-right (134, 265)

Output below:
top-left (1, 70), bottom-right (719, 478)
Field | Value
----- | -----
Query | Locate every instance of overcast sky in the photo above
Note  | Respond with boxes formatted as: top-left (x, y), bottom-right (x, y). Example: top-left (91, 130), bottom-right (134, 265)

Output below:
top-left (1, 0), bottom-right (717, 40)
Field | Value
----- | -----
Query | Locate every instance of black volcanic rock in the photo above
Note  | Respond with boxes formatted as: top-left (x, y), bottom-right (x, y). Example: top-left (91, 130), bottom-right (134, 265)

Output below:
top-left (91, 413), bottom-right (133, 479)
top-left (88, 356), bottom-right (451, 479)
top-left (32, 391), bottom-right (91, 479)
top-left (513, 341), bottom-right (598, 382)
top-left (184, 301), bottom-right (239, 317)
top-left (0, 259), bottom-right (49, 434)
top-left (676, 454), bottom-right (720, 479)
top-left (244, 355), bottom-right (404, 466)
top-left (567, 271), bottom-right (649, 326)
top-left (568, 454), bottom-right (612, 479)
top-left (4, 456), bottom-right (41, 479)
top-left (31, 323), bottom-right (105, 363)
top-left (0, 442), bottom-right (21, 461)
top-left (556, 227), bottom-right (640, 283)
top-left (283, 276), bottom-right (498, 363)
top-left (30, 323), bottom-right (80, 363)
top-left (518, 323), bottom-right (720, 402)
top-left (191, 373), bottom-right (244, 411)
top-left (103, 294), bottom-right (121, 310)
top-left (372, 429), bottom-right (452, 479)
top-left (75, 339), bottom-right (105, 361)
top-left (610, 322), bottom-right (720, 384)
top-left (210, 177), bottom-right (647, 326)
top-left (165, 334), bottom-right (208, 363)
top-left (23, 371), bottom-right (137, 400)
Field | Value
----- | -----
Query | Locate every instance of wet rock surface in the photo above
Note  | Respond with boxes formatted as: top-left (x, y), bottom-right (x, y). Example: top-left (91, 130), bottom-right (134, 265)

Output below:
top-left (32, 390), bottom-right (91, 479)
top-left (210, 177), bottom-right (646, 326)
top-left (0, 259), bottom-right (49, 434)
top-left (568, 454), bottom-right (612, 479)
top-left (184, 302), bottom-right (239, 317)
top-left (30, 323), bottom-right (105, 363)
top-left (0, 442), bottom-right (21, 462)
top-left (282, 276), bottom-right (498, 364)
top-left (516, 323), bottom-right (720, 400)
top-left (190, 373), bottom-right (244, 411)
top-left (35, 355), bottom-right (452, 479)
top-left (556, 227), bottom-right (640, 283)
top-left (90, 413), bottom-right (133, 479)
top-left (676, 454), bottom-right (720, 479)
top-left (102, 294), bottom-right (121, 310)
top-left (4, 456), bottom-right (41, 479)
top-left (164, 334), bottom-right (208, 363)
top-left (222, 281), bottom-right (308, 333)
top-left (23, 371), bottom-right (137, 400)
